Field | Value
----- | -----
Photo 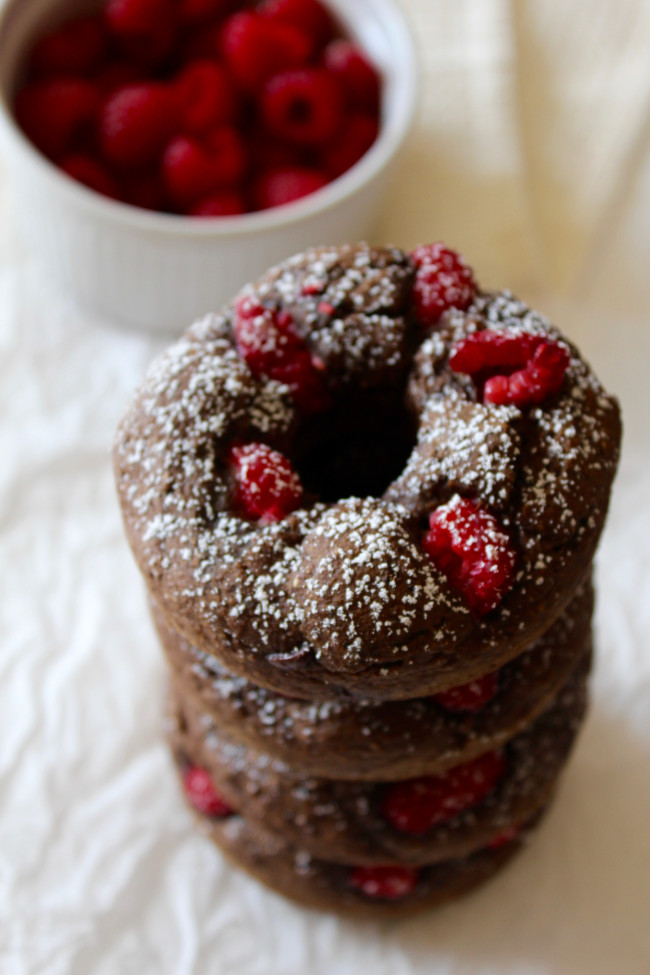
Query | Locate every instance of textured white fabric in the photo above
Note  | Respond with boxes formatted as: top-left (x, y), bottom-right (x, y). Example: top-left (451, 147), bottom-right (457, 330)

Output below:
top-left (2, 1), bottom-right (650, 972)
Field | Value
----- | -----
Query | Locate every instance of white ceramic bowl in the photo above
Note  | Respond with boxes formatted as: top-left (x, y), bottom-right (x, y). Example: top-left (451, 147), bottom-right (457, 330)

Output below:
top-left (0, 0), bottom-right (417, 334)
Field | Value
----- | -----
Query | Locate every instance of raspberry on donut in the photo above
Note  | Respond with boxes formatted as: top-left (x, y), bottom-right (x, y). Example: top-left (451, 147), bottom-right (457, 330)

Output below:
top-left (227, 442), bottom-right (303, 523)
top-left (422, 495), bottom-right (516, 616)
top-left (450, 329), bottom-right (570, 408)
top-left (182, 765), bottom-right (233, 817)
top-left (348, 865), bottom-right (419, 900)
top-left (381, 751), bottom-right (506, 836)
top-left (411, 243), bottom-right (477, 328)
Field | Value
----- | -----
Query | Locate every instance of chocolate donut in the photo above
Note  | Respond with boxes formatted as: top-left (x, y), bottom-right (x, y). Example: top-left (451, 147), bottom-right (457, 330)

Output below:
top-left (158, 577), bottom-right (592, 780)
top-left (167, 653), bottom-right (588, 867)
top-left (170, 755), bottom-right (552, 919)
top-left (114, 243), bottom-right (620, 700)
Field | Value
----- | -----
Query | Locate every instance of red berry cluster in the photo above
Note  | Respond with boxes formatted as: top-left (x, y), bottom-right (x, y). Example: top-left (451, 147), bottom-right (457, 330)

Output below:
top-left (423, 495), bottom-right (516, 616)
top-left (233, 294), bottom-right (331, 412)
top-left (450, 329), bottom-right (570, 408)
top-left (227, 442), bottom-right (304, 523)
top-left (380, 750), bottom-right (506, 836)
top-left (15, 0), bottom-right (381, 215)
top-left (182, 764), bottom-right (233, 817)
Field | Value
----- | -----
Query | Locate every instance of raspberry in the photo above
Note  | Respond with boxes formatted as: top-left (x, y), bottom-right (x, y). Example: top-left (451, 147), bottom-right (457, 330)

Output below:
top-left (182, 765), bottom-right (233, 817)
top-left (100, 83), bottom-right (176, 169)
top-left (28, 17), bottom-right (107, 79)
top-left (410, 243), bottom-right (477, 328)
top-left (348, 865), bottom-right (419, 900)
top-left (261, 69), bottom-right (342, 145)
top-left (449, 330), bottom-right (570, 408)
top-left (174, 60), bottom-right (237, 134)
top-left (423, 495), bottom-right (516, 615)
top-left (228, 442), bottom-right (304, 522)
top-left (94, 61), bottom-right (145, 96)
top-left (179, 0), bottom-right (230, 24)
top-left (484, 342), bottom-right (569, 407)
top-left (255, 166), bottom-right (328, 208)
top-left (60, 154), bottom-right (121, 199)
top-left (106, 0), bottom-right (177, 65)
top-left (323, 39), bottom-right (380, 113)
top-left (381, 751), bottom-right (506, 836)
top-left (450, 330), bottom-right (542, 374)
top-left (190, 191), bottom-right (246, 216)
top-left (252, 137), bottom-right (299, 173)
top-left (221, 12), bottom-right (312, 92)
top-left (486, 823), bottom-right (520, 850)
top-left (323, 113), bottom-right (378, 178)
top-left (122, 170), bottom-right (166, 210)
top-left (434, 670), bottom-right (500, 713)
top-left (260, 0), bottom-right (335, 47)
top-left (15, 80), bottom-right (100, 159)
top-left (162, 130), bottom-right (246, 207)
top-left (233, 295), bottom-right (330, 412)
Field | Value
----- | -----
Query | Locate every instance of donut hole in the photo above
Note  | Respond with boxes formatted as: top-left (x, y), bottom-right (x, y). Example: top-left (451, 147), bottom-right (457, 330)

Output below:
top-left (293, 391), bottom-right (417, 502)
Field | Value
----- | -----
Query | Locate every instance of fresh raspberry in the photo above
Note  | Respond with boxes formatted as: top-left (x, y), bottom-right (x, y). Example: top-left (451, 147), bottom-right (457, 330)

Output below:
top-left (252, 136), bottom-right (299, 173)
top-left (323, 113), bottom-right (378, 178)
top-left (449, 330), bottom-right (570, 408)
top-left (94, 61), bottom-right (145, 96)
top-left (261, 69), bottom-right (342, 145)
top-left (178, 0), bottom-right (231, 24)
top-left (176, 20), bottom-right (222, 61)
top-left (190, 191), bottom-right (246, 216)
top-left (260, 0), bottom-right (335, 47)
top-left (410, 243), bottom-right (477, 328)
top-left (381, 751), bottom-right (506, 836)
top-left (174, 60), bottom-right (237, 134)
top-left (15, 79), bottom-right (100, 159)
top-left (434, 671), bottom-right (500, 713)
top-left (423, 495), bottom-right (516, 615)
top-left (221, 11), bottom-right (312, 92)
top-left (28, 17), bottom-right (107, 79)
top-left (255, 166), bottom-right (328, 208)
top-left (233, 295), bottom-right (330, 412)
top-left (348, 865), bottom-right (419, 900)
top-left (323, 39), bottom-right (380, 113)
top-left (60, 154), bottom-right (121, 199)
top-left (182, 765), bottom-right (233, 817)
top-left (162, 130), bottom-right (246, 207)
top-left (227, 442), bottom-right (304, 522)
top-left (486, 823), bottom-right (520, 850)
top-left (100, 83), bottom-right (176, 169)
top-left (122, 170), bottom-right (166, 210)
top-left (105, 0), bottom-right (177, 66)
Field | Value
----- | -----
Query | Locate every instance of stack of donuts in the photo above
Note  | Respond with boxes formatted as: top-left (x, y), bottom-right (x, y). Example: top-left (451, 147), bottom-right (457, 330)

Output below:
top-left (114, 242), bottom-right (621, 917)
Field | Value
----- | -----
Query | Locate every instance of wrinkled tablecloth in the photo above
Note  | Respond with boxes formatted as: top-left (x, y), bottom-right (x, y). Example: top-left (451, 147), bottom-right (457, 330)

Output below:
top-left (1, 0), bottom-right (650, 972)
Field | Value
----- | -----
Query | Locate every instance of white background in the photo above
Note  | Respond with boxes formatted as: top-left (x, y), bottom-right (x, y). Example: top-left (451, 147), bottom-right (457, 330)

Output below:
top-left (2, 0), bottom-right (650, 972)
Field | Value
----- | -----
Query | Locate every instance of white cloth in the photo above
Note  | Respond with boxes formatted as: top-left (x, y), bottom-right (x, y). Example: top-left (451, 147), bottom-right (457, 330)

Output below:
top-left (2, 1), bottom-right (650, 972)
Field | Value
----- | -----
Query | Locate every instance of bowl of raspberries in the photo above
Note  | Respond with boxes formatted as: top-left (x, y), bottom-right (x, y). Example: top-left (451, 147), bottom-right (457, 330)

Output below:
top-left (0, 0), bottom-right (416, 332)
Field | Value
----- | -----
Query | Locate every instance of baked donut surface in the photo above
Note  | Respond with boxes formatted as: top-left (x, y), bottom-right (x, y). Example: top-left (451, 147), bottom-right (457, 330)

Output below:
top-left (171, 752), bottom-right (551, 919)
top-left (158, 577), bottom-right (592, 780)
top-left (115, 243), bottom-right (620, 699)
top-left (167, 653), bottom-right (589, 867)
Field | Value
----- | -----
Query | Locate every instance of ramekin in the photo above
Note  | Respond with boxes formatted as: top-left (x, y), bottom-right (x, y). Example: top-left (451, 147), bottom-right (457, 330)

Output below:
top-left (0, 0), bottom-right (417, 334)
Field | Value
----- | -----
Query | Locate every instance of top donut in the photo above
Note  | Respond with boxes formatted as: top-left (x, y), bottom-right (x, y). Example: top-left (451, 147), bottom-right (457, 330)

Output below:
top-left (114, 242), bottom-right (621, 700)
